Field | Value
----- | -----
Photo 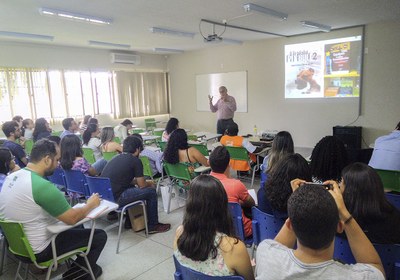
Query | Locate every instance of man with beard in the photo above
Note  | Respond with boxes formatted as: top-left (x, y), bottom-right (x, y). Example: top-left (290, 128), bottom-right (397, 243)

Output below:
top-left (0, 139), bottom-right (107, 279)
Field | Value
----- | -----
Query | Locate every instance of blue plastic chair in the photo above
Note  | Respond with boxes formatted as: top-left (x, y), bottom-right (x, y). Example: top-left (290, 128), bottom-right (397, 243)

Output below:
top-left (85, 176), bottom-right (148, 254)
top-left (173, 255), bottom-right (244, 280)
top-left (251, 206), bottom-right (285, 247)
top-left (47, 167), bottom-right (66, 190)
top-left (228, 202), bottom-right (253, 246)
top-left (333, 235), bottom-right (400, 280)
top-left (63, 170), bottom-right (90, 202)
top-left (385, 192), bottom-right (400, 211)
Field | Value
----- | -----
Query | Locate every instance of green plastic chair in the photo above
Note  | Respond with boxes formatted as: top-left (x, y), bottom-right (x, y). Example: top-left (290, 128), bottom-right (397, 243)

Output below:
top-left (375, 169), bottom-right (400, 192)
top-left (82, 148), bottom-right (96, 164)
top-left (103, 151), bottom-right (118, 161)
top-left (158, 141), bottom-right (167, 152)
top-left (113, 137), bottom-right (121, 144)
top-left (144, 118), bottom-right (157, 131)
top-left (225, 146), bottom-right (257, 188)
top-left (163, 162), bottom-right (192, 213)
top-left (189, 143), bottom-right (209, 156)
top-left (51, 131), bottom-right (62, 137)
top-left (140, 156), bottom-right (153, 178)
top-left (153, 130), bottom-right (163, 137)
top-left (187, 135), bottom-right (198, 141)
top-left (24, 139), bottom-right (34, 155)
top-left (0, 219), bottom-right (93, 280)
top-left (131, 128), bottom-right (145, 134)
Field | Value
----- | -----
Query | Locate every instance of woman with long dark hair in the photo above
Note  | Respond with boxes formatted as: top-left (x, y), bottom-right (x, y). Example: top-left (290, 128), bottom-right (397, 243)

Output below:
top-left (341, 162), bottom-right (400, 243)
top-left (32, 118), bottom-right (51, 142)
top-left (310, 135), bottom-right (348, 183)
top-left (79, 115), bottom-right (91, 133)
top-left (60, 134), bottom-right (98, 176)
top-left (0, 147), bottom-right (19, 189)
top-left (258, 153), bottom-right (312, 217)
top-left (82, 123), bottom-right (102, 161)
top-left (174, 175), bottom-right (254, 279)
top-left (162, 117), bottom-right (179, 142)
top-left (262, 131), bottom-right (294, 175)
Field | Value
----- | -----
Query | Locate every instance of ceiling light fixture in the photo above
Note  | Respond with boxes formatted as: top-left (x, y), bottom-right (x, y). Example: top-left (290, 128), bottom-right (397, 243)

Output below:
top-left (153, 48), bottom-right (184, 54)
top-left (0, 31), bottom-right (54, 41)
top-left (150, 27), bottom-right (195, 38)
top-left (88, 40), bottom-right (130, 49)
top-left (39, 7), bottom-right (112, 25)
top-left (243, 3), bottom-right (288, 21)
top-left (301, 21), bottom-right (331, 32)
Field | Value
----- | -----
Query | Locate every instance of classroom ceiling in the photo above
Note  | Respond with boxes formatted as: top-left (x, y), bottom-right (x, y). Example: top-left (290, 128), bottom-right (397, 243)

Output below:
top-left (1, 0), bottom-right (399, 54)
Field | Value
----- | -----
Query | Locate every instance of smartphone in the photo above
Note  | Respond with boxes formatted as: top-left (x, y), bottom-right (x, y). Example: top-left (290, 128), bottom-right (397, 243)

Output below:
top-left (303, 182), bottom-right (333, 190)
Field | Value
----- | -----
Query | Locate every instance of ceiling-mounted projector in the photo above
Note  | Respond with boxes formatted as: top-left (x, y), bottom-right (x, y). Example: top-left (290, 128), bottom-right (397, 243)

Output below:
top-left (204, 34), bottom-right (223, 43)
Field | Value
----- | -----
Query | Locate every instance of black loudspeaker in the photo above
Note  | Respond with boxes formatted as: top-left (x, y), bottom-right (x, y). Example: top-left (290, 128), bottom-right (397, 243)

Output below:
top-left (333, 126), bottom-right (362, 150)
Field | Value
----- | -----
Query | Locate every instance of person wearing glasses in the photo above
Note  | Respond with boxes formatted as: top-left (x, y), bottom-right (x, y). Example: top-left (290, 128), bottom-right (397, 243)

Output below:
top-left (209, 86), bottom-right (237, 135)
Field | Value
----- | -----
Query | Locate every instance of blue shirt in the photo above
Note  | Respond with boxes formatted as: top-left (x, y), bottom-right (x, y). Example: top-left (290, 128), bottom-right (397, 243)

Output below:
top-left (2, 140), bottom-right (26, 168)
top-left (369, 130), bottom-right (400, 171)
top-left (60, 130), bottom-right (74, 139)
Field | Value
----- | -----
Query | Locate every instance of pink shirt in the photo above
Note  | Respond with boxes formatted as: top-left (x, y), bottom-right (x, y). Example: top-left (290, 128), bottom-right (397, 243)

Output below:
top-left (211, 171), bottom-right (252, 237)
top-left (210, 95), bottom-right (237, 120)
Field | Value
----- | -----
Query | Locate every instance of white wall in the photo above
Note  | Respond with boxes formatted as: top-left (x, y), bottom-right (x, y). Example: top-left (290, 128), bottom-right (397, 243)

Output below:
top-left (167, 20), bottom-right (400, 148)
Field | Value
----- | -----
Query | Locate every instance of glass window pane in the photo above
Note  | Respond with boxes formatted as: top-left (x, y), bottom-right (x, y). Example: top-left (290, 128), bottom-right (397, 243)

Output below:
top-left (48, 71), bottom-right (67, 119)
top-left (31, 71), bottom-right (51, 119)
top-left (81, 72), bottom-right (94, 116)
top-left (93, 72), bottom-right (113, 114)
top-left (9, 71), bottom-right (32, 119)
top-left (64, 71), bottom-right (84, 118)
top-left (0, 70), bottom-right (12, 122)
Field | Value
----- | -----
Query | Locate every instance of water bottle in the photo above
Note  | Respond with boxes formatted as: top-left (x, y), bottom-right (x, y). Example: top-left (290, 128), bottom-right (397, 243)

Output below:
top-left (253, 125), bottom-right (258, 136)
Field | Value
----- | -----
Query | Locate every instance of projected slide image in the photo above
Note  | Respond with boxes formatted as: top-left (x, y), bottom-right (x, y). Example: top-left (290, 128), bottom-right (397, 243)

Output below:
top-left (285, 36), bottom-right (362, 99)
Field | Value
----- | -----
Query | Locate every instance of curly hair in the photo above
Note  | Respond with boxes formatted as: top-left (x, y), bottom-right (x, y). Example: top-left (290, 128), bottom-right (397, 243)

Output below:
top-left (310, 136), bottom-right (348, 182)
top-left (266, 131), bottom-right (294, 174)
top-left (265, 153), bottom-right (312, 213)
top-left (163, 129), bottom-right (189, 164)
top-left (177, 175), bottom-right (237, 261)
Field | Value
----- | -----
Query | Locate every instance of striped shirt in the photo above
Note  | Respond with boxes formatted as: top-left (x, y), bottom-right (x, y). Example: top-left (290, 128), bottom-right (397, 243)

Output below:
top-left (210, 95), bottom-right (237, 120)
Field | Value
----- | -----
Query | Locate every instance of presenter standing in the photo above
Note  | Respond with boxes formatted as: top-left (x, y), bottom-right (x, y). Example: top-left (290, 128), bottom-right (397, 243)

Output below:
top-left (209, 86), bottom-right (237, 135)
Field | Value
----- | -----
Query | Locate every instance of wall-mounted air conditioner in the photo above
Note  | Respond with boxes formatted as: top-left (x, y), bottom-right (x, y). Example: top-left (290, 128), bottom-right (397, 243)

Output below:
top-left (110, 53), bottom-right (141, 65)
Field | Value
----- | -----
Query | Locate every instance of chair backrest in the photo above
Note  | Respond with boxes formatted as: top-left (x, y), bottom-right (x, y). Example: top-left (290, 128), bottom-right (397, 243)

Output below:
top-left (385, 193), bottom-right (400, 211)
top-left (164, 162), bottom-right (192, 181)
top-left (131, 128), bottom-right (145, 134)
top-left (113, 137), bottom-right (121, 144)
top-left (51, 131), bottom-right (62, 137)
top-left (251, 207), bottom-right (284, 246)
top-left (145, 118), bottom-right (157, 130)
top-left (153, 130), bottom-right (163, 137)
top-left (158, 141), bottom-right (167, 152)
top-left (228, 202), bottom-right (245, 241)
top-left (375, 169), bottom-right (400, 192)
top-left (103, 151), bottom-right (118, 161)
top-left (187, 135), bottom-right (198, 141)
top-left (225, 146), bottom-right (249, 161)
top-left (24, 139), bottom-right (34, 155)
top-left (189, 143), bottom-right (209, 156)
top-left (63, 169), bottom-right (90, 197)
top-left (82, 148), bottom-right (96, 164)
top-left (333, 235), bottom-right (400, 280)
top-left (173, 255), bottom-right (244, 280)
top-left (47, 167), bottom-right (66, 187)
top-left (140, 156), bottom-right (153, 178)
top-left (85, 176), bottom-right (115, 202)
top-left (0, 220), bottom-right (36, 262)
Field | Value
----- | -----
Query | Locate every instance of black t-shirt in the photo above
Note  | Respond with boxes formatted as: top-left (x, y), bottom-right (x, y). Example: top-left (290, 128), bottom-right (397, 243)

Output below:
top-left (101, 153), bottom-right (143, 200)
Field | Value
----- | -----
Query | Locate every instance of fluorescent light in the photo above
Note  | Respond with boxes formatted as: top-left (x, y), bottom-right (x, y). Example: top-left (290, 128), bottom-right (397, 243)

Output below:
top-left (243, 3), bottom-right (288, 21)
top-left (301, 21), bottom-right (331, 32)
top-left (153, 48), bottom-right (184, 54)
top-left (150, 27), bottom-right (195, 38)
top-left (88, 40), bottom-right (131, 49)
top-left (0, 31), bottom-right (54, 41)
top-left (39, 7), bottom-right (112, 25)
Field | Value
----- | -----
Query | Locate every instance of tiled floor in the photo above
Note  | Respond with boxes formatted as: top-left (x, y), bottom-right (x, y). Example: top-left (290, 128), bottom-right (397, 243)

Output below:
top-left (0, 175), bottom-right (261, 280)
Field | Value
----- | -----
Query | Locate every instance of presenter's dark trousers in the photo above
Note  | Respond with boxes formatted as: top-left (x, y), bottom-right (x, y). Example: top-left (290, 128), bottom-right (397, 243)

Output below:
top-left (217, 118), bottom-right (234, 135)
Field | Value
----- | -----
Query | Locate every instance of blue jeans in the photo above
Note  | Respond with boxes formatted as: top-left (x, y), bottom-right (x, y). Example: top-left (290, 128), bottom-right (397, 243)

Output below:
top-left (117, 187), bottom-right (158, 228)
top-left (93, 158), bottom-right (107, 174)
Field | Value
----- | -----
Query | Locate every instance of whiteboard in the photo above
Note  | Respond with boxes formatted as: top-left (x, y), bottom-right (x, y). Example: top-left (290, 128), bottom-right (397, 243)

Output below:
top-left (196, 71), bottom-right (247, 112)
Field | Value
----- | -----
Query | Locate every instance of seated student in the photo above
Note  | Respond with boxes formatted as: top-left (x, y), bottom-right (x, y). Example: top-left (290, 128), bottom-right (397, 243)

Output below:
top-left (258, 153), bottom-right (311, 218)
top-left (174, 175), bottom-right (254, 280)
top-left (60, 134), bottom-right (103, 176)
top-left (60, 117), bottom-right (79, 139)
top-left (369, 120), bottom-right (400, 171)
top-left (220, 122), bottom-right (262, 172)
top-left (162, 117), bottom-right (179, 142)
top-left (341, 162), bottom-right (400, 244)
top-left (255, 182), bottom-right (385, 280)
top-left (132, 134), bottom-right (163, 177)
top-left (163, 128), bottom-right (209, 178)
top-left (209, 146), bottom-right (255, 238)
top-left (79, 115), bottom-right (92, 134)
top-left (1, 121), bottom-right (28, 168)
top-left (0, 147), bottom-right (20, 190)
top-left (101, 136), bottom-right (170, 233)
top-left (114, 119), bottom-right (133, 142)
top-left (12, 115), bottom-right (23, 129)
top-left (261, 131), bottom-right (294, 175)
top-left (310, 135), bottom-right (348, 183)
top-left (32, 118), bottom-right (51, 142)
top-left (82, 124), bottom-right (103, 161)
top-left (100, 127), bottom-right (123, 153)
top-left (0, 139), bottom-right (106, 279)
top-left (21, 118), bottom-right (34, 140)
